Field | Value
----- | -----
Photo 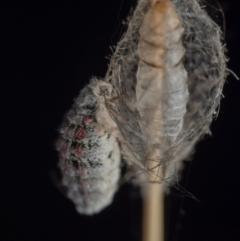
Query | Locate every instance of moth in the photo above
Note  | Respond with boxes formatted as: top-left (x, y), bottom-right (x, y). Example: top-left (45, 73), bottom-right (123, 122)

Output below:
top-left (56, 0), bottom-right (226, 215)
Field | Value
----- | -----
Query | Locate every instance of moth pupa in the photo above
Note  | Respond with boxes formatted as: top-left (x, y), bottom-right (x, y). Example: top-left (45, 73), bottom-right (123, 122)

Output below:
top-left (136, 0), bottom-right (189, 181)
top-left (105, 0), bottom-right (226, 185)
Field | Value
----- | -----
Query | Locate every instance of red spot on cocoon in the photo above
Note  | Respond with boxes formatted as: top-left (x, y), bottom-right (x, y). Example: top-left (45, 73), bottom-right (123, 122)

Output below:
top-left (83, 116), bottom-right (93, 125)
top-left (74, 147), bottom-right (84, 157)
top-left (75, 128), bottom-right (85, 139)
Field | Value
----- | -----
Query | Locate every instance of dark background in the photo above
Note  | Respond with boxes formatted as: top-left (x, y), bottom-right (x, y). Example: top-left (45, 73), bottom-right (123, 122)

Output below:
top-left (1, 0), bottom-right (240, 240)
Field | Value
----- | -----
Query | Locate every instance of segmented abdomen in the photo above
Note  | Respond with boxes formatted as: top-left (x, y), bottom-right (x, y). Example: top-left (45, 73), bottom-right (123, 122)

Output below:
top-left (56, 82), bottom-right (121, 215)
top-left (136, 0), bottom-right (189, 153)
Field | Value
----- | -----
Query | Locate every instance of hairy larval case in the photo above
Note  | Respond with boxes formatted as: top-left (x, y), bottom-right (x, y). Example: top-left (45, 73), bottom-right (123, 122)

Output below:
top-left (56, 80), bottom-right (121, 215)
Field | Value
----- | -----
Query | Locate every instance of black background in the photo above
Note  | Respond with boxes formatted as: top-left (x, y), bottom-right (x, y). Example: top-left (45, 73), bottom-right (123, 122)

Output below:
top-left (1, 0), bottom-right (240, 241)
